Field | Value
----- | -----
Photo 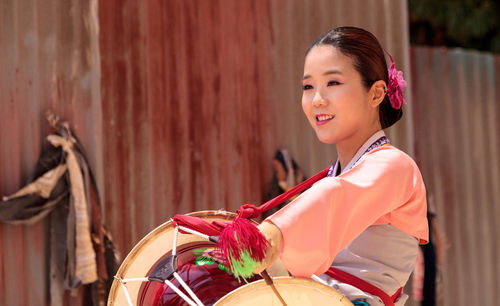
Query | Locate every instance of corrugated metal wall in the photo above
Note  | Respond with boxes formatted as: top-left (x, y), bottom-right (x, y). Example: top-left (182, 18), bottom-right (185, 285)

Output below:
top-left (0, 0), bottom-right (102, 305)
top-left (411, 47), bottom-right (500, 306)
top-left (5, 0), bottom-right (498, 305)
top-left (98, 0), bottom-right (278, 253)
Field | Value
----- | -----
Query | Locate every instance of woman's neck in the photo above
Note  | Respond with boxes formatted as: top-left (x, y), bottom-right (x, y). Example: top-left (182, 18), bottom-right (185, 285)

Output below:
top-left (336, 126), bottom-right (381, 171)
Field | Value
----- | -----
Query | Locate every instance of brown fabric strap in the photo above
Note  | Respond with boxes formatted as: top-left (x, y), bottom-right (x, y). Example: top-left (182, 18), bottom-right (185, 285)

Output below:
top-left (48, 135), bottom-right (97, 284)
top-left (3, 164), bottom-right (67, 200)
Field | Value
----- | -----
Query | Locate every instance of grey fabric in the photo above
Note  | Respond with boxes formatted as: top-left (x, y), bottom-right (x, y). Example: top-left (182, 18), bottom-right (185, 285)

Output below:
top-left (321, 225), bottom-right (418, 305)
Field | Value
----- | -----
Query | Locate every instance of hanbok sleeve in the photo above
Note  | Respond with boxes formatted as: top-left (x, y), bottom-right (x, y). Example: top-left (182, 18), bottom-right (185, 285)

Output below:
top-left (266, 146), bottom-right (428, 278)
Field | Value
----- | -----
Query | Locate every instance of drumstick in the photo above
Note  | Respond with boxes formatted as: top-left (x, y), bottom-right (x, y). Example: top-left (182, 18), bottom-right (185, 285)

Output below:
top-left (261, 270), bottom-right (288, 306)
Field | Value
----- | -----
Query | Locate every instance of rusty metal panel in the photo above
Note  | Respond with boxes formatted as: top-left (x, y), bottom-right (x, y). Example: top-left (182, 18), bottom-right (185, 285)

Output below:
top-left (0, 0), bottom-right (102, 305)
top-left (1, 0), bottom-right (415, 304)
top-left (98, 0), bottom-right (280, 254)
top-left (411, 47), bottom-right (500, 306)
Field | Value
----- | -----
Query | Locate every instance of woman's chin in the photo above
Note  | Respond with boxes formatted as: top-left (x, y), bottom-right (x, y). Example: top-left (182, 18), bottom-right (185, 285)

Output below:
top-left (315, 133), bottom-right (337, 144)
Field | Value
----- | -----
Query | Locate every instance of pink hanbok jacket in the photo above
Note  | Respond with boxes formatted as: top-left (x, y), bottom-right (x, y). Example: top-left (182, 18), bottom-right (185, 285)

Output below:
top-left (267, 145), bottom-right (428, 278)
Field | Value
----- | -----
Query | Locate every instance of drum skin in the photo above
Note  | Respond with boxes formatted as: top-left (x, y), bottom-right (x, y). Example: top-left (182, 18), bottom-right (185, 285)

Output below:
top-left (108, 210), bottom-right (353, 306)
top-left (215, 277), bottom-right (354, 306)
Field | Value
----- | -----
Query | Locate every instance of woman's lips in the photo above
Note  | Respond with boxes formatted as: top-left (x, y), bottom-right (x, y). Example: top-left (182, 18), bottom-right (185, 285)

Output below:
top-left (315, 114), bottom-right (334, 126)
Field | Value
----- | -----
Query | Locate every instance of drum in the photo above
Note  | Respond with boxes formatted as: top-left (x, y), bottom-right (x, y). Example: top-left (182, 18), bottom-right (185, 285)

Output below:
top-left (108, 210), bottom-right (353, 306)
top-left (215, 277), bottom-right (353, 305)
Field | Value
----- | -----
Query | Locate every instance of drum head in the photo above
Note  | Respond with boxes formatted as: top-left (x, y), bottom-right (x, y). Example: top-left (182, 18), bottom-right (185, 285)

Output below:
top-left (215, 277), bottom-right (353, 306)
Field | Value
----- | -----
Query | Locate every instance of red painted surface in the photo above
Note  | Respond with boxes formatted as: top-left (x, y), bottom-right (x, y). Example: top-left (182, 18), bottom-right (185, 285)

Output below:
top-left (98, 0), bottom-right (278, 255)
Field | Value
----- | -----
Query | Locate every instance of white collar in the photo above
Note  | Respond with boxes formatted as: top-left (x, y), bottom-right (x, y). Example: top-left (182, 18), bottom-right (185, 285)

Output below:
top-left (332, 130), bottom-right (387, 175)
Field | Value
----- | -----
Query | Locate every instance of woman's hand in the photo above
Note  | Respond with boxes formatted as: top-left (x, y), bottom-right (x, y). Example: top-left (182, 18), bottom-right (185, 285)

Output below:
top-left (254, 221), bottom-right (283, 274)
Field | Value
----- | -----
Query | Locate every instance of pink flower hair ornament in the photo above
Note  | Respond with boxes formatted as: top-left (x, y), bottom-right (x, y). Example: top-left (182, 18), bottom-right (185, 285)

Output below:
top-left (386, 54), bottom-right (407, 110)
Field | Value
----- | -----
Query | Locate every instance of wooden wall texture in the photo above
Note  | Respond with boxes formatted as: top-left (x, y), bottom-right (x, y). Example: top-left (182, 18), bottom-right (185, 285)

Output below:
top-left (2, 0), bottom-right (498, 305)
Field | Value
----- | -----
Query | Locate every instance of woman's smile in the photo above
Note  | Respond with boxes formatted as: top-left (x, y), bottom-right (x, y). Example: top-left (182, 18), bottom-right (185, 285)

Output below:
top-left (315, 114), bottom-right (335, 126)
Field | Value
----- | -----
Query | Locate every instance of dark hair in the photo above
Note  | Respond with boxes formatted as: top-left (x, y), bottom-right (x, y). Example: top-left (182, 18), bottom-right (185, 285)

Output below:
top-left (306, 26), bottom-right (402, 129)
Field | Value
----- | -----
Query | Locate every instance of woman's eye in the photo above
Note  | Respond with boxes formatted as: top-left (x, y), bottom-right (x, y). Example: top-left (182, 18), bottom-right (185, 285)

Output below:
top-left (303, 84), bottom-right (313, 90)
top-left (327, 80), bottom-right (341, 86)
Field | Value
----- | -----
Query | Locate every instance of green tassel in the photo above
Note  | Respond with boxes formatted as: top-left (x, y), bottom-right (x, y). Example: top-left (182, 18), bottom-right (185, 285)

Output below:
top-left (228, 249), bottom-right (261, 283)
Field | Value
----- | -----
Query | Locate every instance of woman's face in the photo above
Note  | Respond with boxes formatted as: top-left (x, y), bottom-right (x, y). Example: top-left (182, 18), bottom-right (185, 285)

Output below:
top-left (302, 45), bottom-right (378, 144)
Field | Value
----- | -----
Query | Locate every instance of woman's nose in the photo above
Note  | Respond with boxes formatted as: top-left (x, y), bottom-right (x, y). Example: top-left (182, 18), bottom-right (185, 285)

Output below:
top-left (312, 90), bottom-right (327, 106)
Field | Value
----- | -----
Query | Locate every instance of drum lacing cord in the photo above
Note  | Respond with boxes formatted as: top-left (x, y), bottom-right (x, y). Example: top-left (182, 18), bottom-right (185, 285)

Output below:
top-left (114, 273), bottom-right (203, 306)
top-left (113, 225), bottom-right (211, 306)
top-left (113, 275), bottom-right (147, 306)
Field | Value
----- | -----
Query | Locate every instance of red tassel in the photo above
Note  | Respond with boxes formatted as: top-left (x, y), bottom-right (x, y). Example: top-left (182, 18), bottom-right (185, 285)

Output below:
top-left (215, 217), bottom-right (269, 281)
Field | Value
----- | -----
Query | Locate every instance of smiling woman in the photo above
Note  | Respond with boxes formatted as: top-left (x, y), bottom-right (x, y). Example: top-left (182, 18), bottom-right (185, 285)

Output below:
top-left (305, 27), bottom-right (404, 129)
top-left (301, 45), bottom-right (381, 163)
top-left (257, 27), bottom-right (428, 306)
top-left (300, 27), bottom-right (404, 179)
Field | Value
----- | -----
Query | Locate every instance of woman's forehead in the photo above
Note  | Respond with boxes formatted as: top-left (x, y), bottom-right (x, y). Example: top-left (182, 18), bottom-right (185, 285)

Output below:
top-left (303, 45), bottom-right (355, 77)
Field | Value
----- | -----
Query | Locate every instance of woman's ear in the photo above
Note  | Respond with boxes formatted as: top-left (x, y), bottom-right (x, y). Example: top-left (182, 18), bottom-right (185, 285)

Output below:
top-left (369, 80), bottom-right (387, 108)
